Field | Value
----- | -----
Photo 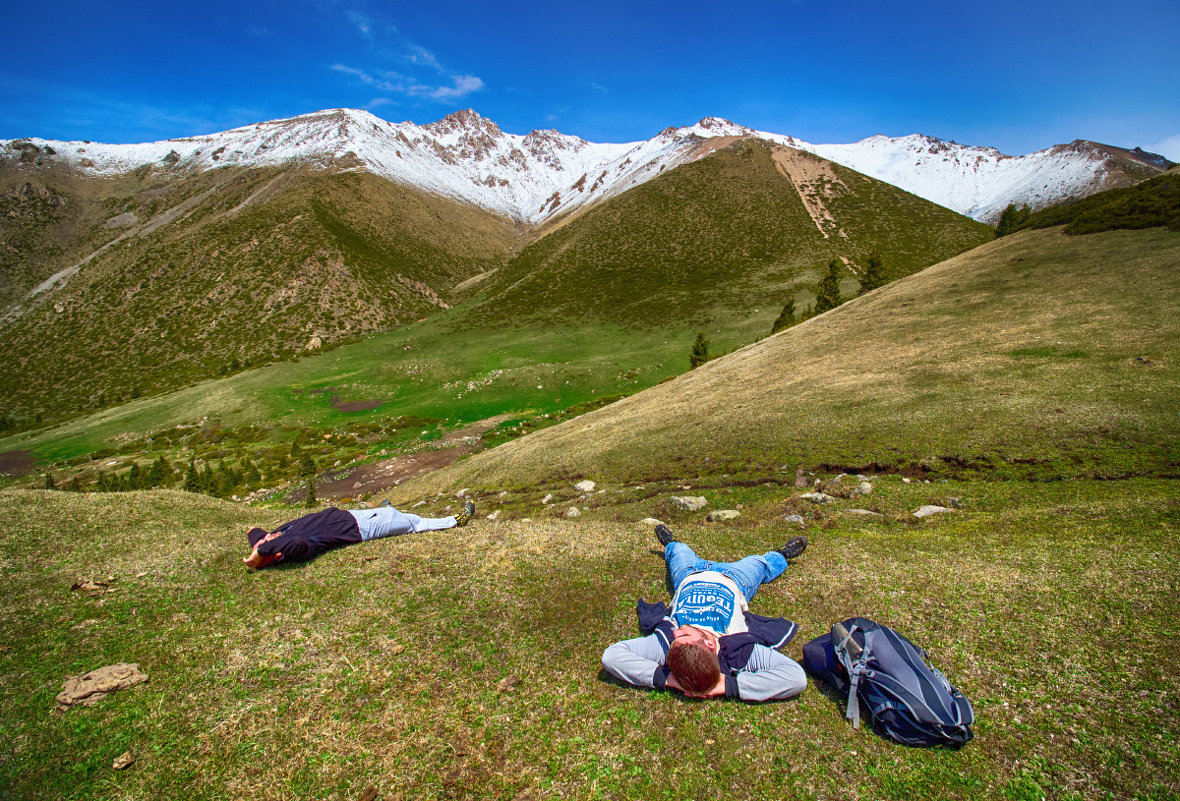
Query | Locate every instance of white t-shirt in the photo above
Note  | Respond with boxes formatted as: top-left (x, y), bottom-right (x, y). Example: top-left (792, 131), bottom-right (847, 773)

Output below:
top-left (670, 571), bottom-right (749, 636)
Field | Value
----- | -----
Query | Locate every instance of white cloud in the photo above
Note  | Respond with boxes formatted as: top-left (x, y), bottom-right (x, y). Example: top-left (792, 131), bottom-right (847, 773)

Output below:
top-left (345, 9), bottom-right (372, 37)
top-left (331, 64), bottom-right (483, 101)
top-left (1143, 133), bottom-right (1180, 162)
top-left (404, 44), bottom-right (443, 73)
top-left (422, 75), bottom-right (483, 100)
top-left (366, 97), bottom-right (396, 110)
top-left (590, 82), bottom-right (608, 94)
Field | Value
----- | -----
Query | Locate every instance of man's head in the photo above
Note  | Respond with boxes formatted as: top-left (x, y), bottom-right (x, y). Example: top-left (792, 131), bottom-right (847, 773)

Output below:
top-left (667, 626), bottom-right (721, 694)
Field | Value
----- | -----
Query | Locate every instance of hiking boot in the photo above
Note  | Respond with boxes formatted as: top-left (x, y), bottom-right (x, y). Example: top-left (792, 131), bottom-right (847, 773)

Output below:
top-left (654, 523), bottom-right (676, 547)
top-left (778, 535), bottom-right (808, 561)
top-left (454, 500), bottom-right (475, 527)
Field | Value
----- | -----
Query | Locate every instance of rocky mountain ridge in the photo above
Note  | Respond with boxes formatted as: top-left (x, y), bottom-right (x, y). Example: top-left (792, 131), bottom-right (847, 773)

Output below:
top-left (3, 108), bottom-right (1170, 224)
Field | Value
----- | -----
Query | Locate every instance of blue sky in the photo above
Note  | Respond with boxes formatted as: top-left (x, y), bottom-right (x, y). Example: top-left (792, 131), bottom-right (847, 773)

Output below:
top-left (3, 0), bottom-right (1179, 159)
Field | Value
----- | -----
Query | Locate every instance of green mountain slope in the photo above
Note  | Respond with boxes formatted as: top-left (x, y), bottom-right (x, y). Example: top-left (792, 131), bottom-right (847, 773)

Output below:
top-left (395, 225), bottom-right (1180, 495)
top-left (0, 167), bottom-right (523, 425)
top-left (459, 139), bottom-right (993, 328)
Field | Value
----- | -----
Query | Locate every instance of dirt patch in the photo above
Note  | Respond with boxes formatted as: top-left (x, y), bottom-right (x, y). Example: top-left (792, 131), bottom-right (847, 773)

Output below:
top-left (311, 415), bottom-right (514, 500)
top-left (770, 146), bottom-right (848, 240)
top-left (292, 387), bottom-right (386, 413)
top-left (0, 450), bottom-right (35, 476)
top-left (333, 400), bottom-right (384, 412)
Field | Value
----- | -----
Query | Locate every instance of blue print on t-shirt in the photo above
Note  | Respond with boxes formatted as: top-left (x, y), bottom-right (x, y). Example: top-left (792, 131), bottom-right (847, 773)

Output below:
top-left (673, 580), bottom-right (737, 634)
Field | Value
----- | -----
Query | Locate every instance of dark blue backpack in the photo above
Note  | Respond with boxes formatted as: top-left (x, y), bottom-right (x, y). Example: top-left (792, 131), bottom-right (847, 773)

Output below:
top-left (802, 617), bottom-right (974, 747)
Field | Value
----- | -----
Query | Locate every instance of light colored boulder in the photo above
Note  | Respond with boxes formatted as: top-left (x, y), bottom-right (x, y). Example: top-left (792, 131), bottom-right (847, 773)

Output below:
top-left (565, 507), bottom-right (581, 518)
top-left (575, 480), bottom-right (596, 492)
top-left (640, 518), bottom-right (666, 527)
top-left (800, 492), bottom-right (836, 504)
top-left (913, 505), bottom-right (954, 518)
top-left (706, 510), bottom-right (741, 522)
top-left (671, 495), bottom-right (708, 512)
top-left (848, 509), bottom-right (885, 517)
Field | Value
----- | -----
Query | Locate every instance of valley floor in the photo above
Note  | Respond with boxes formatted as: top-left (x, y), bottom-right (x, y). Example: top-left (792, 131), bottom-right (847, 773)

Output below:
top-left (1, 475), bottom-right (1176, 800)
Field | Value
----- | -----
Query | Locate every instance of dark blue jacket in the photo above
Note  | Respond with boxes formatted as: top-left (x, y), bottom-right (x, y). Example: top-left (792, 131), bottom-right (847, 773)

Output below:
top-left (248, 507), bottom-right (362, 564)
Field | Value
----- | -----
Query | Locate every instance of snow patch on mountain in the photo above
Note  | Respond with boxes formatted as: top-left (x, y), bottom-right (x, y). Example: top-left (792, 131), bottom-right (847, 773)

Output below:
top-left (3, 109), bottom-right (1163, 225)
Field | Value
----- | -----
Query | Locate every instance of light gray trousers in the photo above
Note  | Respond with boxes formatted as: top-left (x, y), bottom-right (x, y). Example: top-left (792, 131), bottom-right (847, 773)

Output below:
top-left (348, 507), bottom-right (456, 541)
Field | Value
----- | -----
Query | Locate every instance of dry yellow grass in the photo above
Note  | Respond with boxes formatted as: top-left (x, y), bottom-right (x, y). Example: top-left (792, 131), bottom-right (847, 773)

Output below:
top-left (391, 227), bottom-right (1180, 499)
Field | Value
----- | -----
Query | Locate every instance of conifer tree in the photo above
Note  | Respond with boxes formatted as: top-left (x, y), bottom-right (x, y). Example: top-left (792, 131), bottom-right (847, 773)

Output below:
top-left (184, 460), bottom-right (200, 492)
top-left (44, 473), bottom-right (55, 490)
top-left (299, 453), bottom-right (317, 477)
top-left (995, 203), bottom-right (1032, 237)
top-left (814, 260), bottom-right (843, 314)
top-left (689, 332), bottom-right (710, 369)
top-left (771, 298), bottom-right (796, 334)
top-left (858, 252), bottom-right (886, 295)
top-left (305, 477), bottom-right (317, 508)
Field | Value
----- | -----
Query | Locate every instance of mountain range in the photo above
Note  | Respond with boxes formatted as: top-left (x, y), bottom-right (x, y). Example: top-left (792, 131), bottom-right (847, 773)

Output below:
top-left (0, 108), bottom-right (1169, 430)
top-left (4, 107), bottom-right (1169, 225)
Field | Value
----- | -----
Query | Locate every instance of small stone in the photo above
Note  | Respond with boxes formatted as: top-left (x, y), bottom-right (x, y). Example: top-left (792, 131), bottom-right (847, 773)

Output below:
top-left (486, 510), bottom-right (500, 521)
top-left (498, 491), bottom-right (508, 497)
top-left (902, 477), bottom-right (912, 484)
top-left (497, 674), bottom-right (522, 692)
top-left (794, 469), bottom-right (810, 488)
top-left (913, 505), bottom-right (954, 518)
top-left (670, 496), bottom-right (708, 512)
top-left (112, 751), bottom-right (135, 770)
top-left (847, 509), bottom-right (885, 517)
top-left (565, 507), bottom-right (581, 517)
top-left (640, 518), bottom-right (666, 527)
top-left (800, 492), bottom-right (836, 505)
top-left (456, 488), bottom-right (469, 497)
top-left (783, 514), bottom-right (806, 526)
top-left (856, 482), bottom-right (873, 495)
top-left (706, 510), bottom-right (741, 522)
top-left (574, 480), bottom-right (596, 492)
top-left (541, 493), bottom-right (554, 504)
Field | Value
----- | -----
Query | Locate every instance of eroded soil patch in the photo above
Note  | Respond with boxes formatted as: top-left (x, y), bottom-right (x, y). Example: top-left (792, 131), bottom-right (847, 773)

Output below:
top-left (0, 449), bottom-right (35, 476)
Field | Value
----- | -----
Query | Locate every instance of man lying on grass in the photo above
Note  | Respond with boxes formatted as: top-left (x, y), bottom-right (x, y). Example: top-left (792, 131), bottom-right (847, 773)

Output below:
top-left (242, 500), bottom-right (475, 568)
top-left (602, 524), bottom-right (808, 702)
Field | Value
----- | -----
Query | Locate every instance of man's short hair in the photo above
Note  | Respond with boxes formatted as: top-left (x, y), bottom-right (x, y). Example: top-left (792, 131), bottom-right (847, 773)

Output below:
top-left (668, 640), bottom-right (721, 694)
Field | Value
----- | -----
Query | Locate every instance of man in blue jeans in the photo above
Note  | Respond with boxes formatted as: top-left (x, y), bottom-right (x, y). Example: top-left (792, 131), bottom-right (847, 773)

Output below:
top-left (601, 524), bottom-right (808, 702)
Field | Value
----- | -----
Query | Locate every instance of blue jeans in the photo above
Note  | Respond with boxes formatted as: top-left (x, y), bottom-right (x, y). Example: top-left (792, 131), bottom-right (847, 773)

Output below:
top-left (665, 542), bottom-right (787, 603)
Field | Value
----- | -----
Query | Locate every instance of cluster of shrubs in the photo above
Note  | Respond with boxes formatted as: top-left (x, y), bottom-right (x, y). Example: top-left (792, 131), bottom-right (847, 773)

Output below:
top-left (998, 170), bottom-right (1180, 237)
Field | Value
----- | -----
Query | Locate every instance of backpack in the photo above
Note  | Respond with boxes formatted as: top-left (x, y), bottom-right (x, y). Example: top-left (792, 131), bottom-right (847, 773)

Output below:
top-left (802, 617), bottom-right (974, 747)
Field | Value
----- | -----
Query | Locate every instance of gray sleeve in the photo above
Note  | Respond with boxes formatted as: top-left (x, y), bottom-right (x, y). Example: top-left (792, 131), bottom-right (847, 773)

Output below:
top-left (602, 634), bottom-right (671, 690)
top-left (734, 645), bottom-right (807, 702)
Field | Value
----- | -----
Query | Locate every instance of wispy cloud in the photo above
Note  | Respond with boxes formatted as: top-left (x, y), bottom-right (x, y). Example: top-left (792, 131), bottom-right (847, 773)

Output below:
top-left (590, 82), bottom-right (608, 94)
top-left (331, 64), bottom-right (483, 102)
top-left (403, 43), bottom-right (443, 73)
top-left (330, 10), bottom-right (484, 105)
top-left (345, 9), bottom-right (373, 38)
top-left (1144, 133), bottom-right (1180, 162)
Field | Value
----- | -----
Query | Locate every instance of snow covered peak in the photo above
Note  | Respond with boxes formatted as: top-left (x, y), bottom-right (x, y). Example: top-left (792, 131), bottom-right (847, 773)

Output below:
top-left (3, 109), bottom-right (1165, 225)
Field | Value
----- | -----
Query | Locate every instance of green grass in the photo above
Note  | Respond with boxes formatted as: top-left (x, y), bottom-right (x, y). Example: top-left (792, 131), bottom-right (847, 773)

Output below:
top-left (399, 226), bottom-right (1180, 494)
top-left (465, 140), bottom-right (992, 329)
top-left (0, 167), bottom-right (522, 428)
top-left (1, 476), bottom-right (1176, 800)
top-left (0, 314), bottom-right (774, 474)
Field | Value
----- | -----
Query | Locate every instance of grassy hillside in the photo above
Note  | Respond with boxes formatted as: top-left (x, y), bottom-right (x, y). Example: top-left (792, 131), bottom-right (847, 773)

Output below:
top-left (2, 477), bottom-right (1176, 800)
top-left (460, 139), bottom-right (993, 328)
top-left (1015, 166), bottom-right (1180, 234)
top-left (392, 226), bottom-right (1180, 496)
top-left (0, 166), bottom-right (523, 427)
